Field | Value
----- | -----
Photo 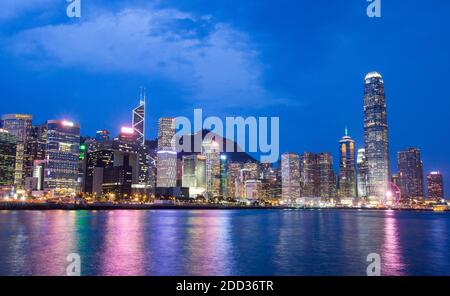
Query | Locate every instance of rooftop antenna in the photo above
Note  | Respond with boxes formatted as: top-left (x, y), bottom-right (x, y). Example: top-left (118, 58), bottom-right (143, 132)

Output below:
top-left (345, 127), bottom-right (348, 137)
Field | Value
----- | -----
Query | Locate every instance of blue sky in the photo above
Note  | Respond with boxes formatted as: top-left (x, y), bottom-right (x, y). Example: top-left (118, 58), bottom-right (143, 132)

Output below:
top-left (0, 0), bottom-right (449, 195)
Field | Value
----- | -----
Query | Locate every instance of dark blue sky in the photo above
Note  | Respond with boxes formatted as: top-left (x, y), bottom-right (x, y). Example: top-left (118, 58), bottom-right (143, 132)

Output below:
top-left (0, 0), bottom-right (449, 195)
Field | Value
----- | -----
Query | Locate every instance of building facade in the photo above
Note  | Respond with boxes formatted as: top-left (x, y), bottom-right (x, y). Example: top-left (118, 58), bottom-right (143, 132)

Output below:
top-left (1, 114), bottom-right (33, 189)
top-left (398, 147), bottom-right (424, 200)
top-left (156, 118), bottom-right (177, 188)
top-left (44, 120), bottom-right (80, 194)
top-left (427, 172), bottom-right (444, 200)
top-left (0, 129), bottom-right (16, 187)
top-left (357, 148), bottom-right (368, 200)
top-left (338, 131), bottom-right (357, 200)
top-left (281, 153), bottom-right (301, 203)
top-left (364, 71), bottom-right (390, 202)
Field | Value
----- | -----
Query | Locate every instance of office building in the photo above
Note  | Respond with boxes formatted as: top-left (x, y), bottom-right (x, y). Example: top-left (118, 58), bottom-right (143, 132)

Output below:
top-left (364, 72), bottom-right (390, 202)
top-left (398, 148), bottom-right (424, 200)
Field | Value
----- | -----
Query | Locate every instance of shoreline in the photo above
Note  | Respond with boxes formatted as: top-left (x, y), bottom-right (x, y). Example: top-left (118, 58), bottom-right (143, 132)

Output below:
top-left (0, 202), bottom-right (447, 212)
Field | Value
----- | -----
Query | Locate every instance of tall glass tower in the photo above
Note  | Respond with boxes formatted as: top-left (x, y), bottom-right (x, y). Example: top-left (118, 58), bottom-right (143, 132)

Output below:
top-left (132, 88), bottom-right (146, 146)
top-left (363, 72), bottom-right (390, 202)
top-left (338, 129), bottom-right (357, 201)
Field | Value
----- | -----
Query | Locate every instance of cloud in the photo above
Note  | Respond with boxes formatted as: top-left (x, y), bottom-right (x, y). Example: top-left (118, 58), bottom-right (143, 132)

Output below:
top-left (6, 6), bottom-right (274, 108)
top-left (0, 0), bottom-right (55, 22)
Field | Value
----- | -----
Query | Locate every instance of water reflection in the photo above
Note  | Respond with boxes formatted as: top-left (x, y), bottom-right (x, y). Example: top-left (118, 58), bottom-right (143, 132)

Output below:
top-left (382, 210), bottom-right (405, 275)
top-left (0, 210), bottom-right (449, 275)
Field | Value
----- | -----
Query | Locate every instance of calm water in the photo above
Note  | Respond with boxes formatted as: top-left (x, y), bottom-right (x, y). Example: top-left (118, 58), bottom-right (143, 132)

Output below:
top-left (0, 209), bottom-right (449, 276)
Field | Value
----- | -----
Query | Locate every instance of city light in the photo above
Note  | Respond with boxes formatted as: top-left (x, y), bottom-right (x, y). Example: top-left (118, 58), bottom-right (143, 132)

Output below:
top-left (62, 120), bottom-right (74, 127)
top-left (121, 127), bottom-right (134, 134)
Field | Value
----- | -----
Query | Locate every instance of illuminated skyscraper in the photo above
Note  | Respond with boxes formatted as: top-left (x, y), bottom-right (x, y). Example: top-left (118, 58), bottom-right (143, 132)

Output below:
top-left (44, 120), bottom-right (80, 194)
top-left (357, 148), bottom-right (368, 199)
top-left (132, 88), bottom-right (146, 146)
top-left (156, 118), bottom-right (177, 188)
top-left (398, 148), bottom-right (424, 200)
top-left (364, 71), bottom-right (390, 201)
top-left (338, 130), bottom-right (357, 200)
top-left (202, 138), bottom-right (221, 197)
top-left (0, 129), bottom-right (16, 186)
top-left (281, 153), bottom-right (300, 203)
top-left (220, 155), bottom-right (227, 198)
top-left (427, 172), bottom-right (444, 200)
top-left (182, 154), bottom-right (206, 197)
top-left (299, 152), bottom-right (336, 200)
top-left (1, 114), bottom-right (33, 189)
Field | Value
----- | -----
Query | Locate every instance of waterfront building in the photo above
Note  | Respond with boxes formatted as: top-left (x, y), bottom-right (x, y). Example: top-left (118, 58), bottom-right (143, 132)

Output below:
top-left (226, 162), bottom-right (243, 199)
top-left (182, 154), bottom-right (206, 197)
top-left (0, 129), bottom-right (16, 186)
top-left (202, 137), bottom-right (221, 197)
top-left (281, 153), bottom-right (301, 204)
top-left (299, 152), bottom-right (336, 201)
top-left (317, 153), bottom-right (336, 201)
top-left (1, 114), bottom-right (33, 189)
top-left (364, 72), bottom-right (390, 202)
top-left (220, 155), bottom-right (227, 198)
top-left (398, 148), bottom-right (424, 200)
top-left (156, 118), bottom-right (177, 188)
top-left (357, 148), bottom-right (368, 200)
top-left (43, 120), bottom-right (80, 194)
top-left (427, 171), bottom-right (444, 201)
top-left (245, 180), bottom-right (262, 200)
top-left (338, 130), bottom-right (357, 201)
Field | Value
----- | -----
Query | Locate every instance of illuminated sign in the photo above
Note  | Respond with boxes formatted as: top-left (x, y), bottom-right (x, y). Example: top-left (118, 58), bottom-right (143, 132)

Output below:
top-left (121, 127), bottom-right (134, 134)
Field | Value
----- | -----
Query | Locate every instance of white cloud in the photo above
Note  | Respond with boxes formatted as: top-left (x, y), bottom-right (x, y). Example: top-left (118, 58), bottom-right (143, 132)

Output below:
top-left (6, 6), bottom-right (273, 108)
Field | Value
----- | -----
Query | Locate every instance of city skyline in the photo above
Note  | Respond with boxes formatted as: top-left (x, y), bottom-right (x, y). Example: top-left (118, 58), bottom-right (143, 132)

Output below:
top-left (0, 1), bottom-right (449, 195)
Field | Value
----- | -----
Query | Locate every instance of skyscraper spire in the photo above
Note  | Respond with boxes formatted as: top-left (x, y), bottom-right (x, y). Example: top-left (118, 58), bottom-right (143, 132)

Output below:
top-left (345, 127), bottom-right (348, 137)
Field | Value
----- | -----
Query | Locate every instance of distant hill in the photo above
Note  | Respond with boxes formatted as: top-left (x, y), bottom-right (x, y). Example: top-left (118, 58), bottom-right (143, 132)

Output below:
top-left (178, 129), bottom-right (257, 163)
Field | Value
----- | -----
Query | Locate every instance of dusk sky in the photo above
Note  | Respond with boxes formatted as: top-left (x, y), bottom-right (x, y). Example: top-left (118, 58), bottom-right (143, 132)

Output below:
top-left (0, 0), bottom-right (449, 195)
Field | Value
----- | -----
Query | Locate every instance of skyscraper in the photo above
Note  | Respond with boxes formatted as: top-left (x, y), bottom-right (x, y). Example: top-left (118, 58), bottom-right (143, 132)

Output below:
top-left (398, 148), bottom-right (424, 200)
top-left (156, 118), bottom-right (177, 188)
top-left (364, 71), bottom-right (390, 202)
top-left (0, 129), bottom-right (16, 187)
top-left (44, 120), bottom-right (80, 194)
top-left (427, 172), bottom-right (444, 201)
top-left (299, 152), bottom-right (336, 201)
top-left (317, 153), bottom-right (336, 201)
top-left (132, 88), bottom-right (146, 146)
top-left (338, 130), bottom-right (357, 200)
top-left (1, 114), bottom-right (33, 189)
top-left (182, 154), bottom-right (206, 197)
top-left (281, 153), bottom-right (300, 204)
top-left (202, 138), bottom-right (221, 197)
top-left (357, 148), bottom-right (368, 200)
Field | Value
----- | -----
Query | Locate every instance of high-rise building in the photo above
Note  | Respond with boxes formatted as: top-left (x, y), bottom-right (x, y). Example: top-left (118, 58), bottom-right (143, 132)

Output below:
top-left (0, 129), bottom-right (16, 186)
top-left (364, 71), bottom-right (390, 202)
top-left (357, 148), bottom-right (368, 199)
top-left (338, 130), bottom-right (357, 200)
top-left (227, 162), bottom-right (242, 199)
top-left (398, 148), bottom-right (424, 200)
top-left (132, 89), bottom-right (146, 146)
top-left (182, 154), bottom-right (206, 197)
top-left (44, 120), bottom-right (80, 194)
top-left (220, 155), bottom-right (227, 198)
top-left (203, 138), bottom-right (221, 197)
top-left (156, 118), bottom-right (177, 188)
top-left (1, 114), bottom-right (33, 189)
top-left (281, 153), bottom-right (300, 204)
top-left (317, 153), bottom-right (336, 201)
top-left (299, 152), bottom-right (336, 201)
top-left (427, 172), bottom-right (444, 201)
